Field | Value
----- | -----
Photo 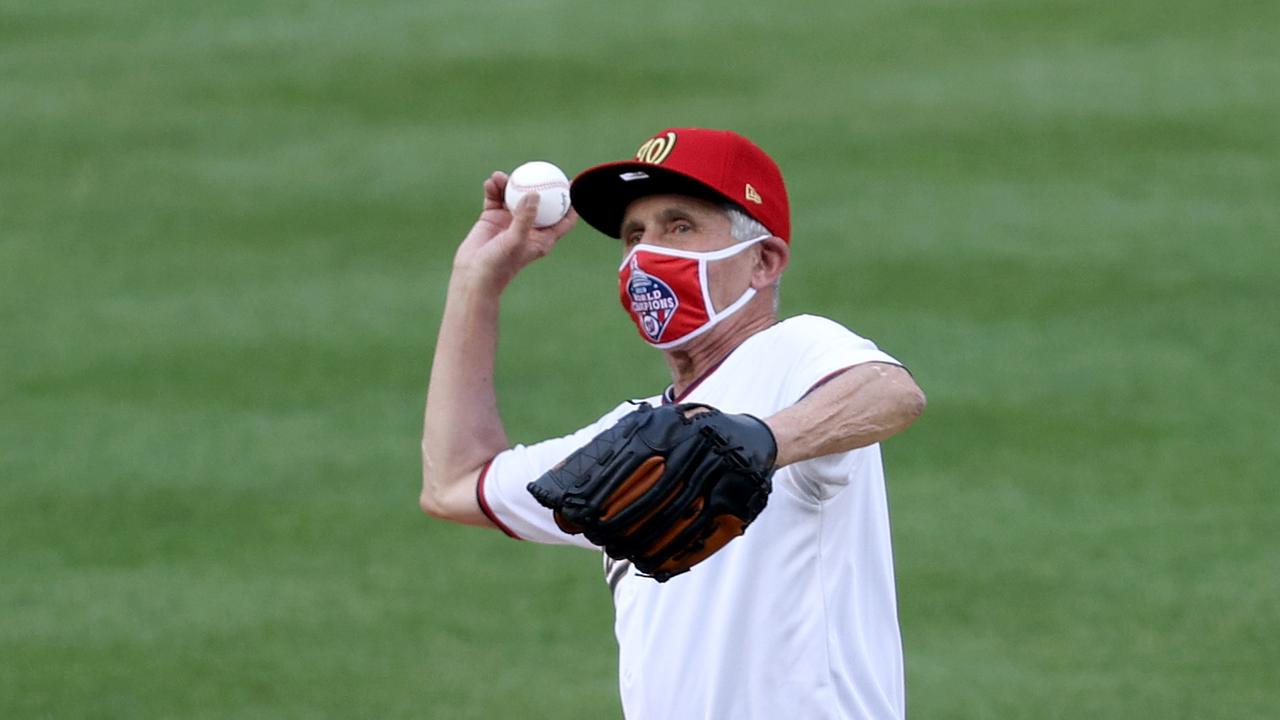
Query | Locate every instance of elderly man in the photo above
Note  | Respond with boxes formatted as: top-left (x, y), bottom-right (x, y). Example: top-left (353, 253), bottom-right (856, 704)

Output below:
top-left (421, 128), bottom-right (926, 720)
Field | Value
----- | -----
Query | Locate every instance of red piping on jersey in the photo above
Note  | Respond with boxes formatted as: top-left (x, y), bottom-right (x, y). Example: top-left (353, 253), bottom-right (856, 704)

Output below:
top-left (475, 456), bottom-right (522, 540)
top-left (802, 361), bottom-right (908, 398)
top-left (662, 321), bottom-right (781, 404)
top-left (803, 365), bottom-right (857, 398)
top-left (664, 356), bottom-right (729, 404)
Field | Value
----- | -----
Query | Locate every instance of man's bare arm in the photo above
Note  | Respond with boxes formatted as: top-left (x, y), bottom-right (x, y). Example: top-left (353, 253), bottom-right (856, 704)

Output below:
top-left (420, 172), bottom-right (578, 525)
top-left (764, 362), bottom-right (925, 468)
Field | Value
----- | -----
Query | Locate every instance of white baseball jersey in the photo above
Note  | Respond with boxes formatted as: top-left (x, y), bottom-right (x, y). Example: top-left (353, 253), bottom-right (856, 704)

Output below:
top-left (478, 314), bottom-right (907, 720)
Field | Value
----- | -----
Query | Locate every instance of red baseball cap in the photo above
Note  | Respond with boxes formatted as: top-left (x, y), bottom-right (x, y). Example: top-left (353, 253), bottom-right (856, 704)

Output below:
top-left (570, 128), bottom-right (791, 243)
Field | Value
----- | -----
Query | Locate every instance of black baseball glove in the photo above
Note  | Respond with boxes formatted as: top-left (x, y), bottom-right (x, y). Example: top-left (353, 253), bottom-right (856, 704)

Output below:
top-left (527, 402), bottom-right (777, 582)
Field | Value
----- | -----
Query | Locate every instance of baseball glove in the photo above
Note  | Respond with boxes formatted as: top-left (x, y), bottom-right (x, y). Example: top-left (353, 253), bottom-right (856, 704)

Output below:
top-left (527, 402), bottom-right (777, 582)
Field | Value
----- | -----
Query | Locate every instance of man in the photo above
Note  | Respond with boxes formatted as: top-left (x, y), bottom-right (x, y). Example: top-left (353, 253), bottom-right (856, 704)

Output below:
top-left (421, 128), bottom-right (926, 719)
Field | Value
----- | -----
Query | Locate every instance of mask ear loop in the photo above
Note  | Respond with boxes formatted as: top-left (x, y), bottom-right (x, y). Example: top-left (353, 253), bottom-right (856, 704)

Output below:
top-left (619, 234), bottom-right (769, 270)
top-left (698, 234), bottom-right (770, 319)
top-left (649, 286), bottom-right (760, 349)
top-left (698, 254), bottom-right (713, 317)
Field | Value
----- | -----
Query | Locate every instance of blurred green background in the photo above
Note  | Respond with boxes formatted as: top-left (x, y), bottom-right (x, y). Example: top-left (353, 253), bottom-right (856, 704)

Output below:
top-left (2, 0), bottom-right (1277, 717)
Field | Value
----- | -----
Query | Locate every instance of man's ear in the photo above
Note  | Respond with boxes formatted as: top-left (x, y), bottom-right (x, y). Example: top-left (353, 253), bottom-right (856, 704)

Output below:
top-left (752, 237), bottom-right (790, 289)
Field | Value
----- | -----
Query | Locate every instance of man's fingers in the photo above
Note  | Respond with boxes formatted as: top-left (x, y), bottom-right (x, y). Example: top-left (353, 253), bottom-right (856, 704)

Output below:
top-left (540, 207), bottom-right (579, 238)
top-left (523, 206), bottom-right (576, 260)
top-left (482, 171), bottom-right (508, 210)
top-left (507, 192), bottom-right (540, 239)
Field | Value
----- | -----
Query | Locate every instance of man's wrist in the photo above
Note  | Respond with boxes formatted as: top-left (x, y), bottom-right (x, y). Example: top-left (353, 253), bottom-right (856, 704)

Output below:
top-left (762, 415), bottom-right (800, 468)
top-left (450, 261), bottom-right (511, 297)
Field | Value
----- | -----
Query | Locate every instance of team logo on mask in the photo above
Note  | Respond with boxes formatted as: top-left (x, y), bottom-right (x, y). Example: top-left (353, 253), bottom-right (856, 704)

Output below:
top-left (625, 256), bottom-right (679, 342)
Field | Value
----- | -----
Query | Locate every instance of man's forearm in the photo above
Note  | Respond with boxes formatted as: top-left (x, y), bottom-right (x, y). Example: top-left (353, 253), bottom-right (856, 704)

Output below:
top-left (421, 269), bottom-right (509, 520)
top-left (764, 363), bottom-right (925, 468)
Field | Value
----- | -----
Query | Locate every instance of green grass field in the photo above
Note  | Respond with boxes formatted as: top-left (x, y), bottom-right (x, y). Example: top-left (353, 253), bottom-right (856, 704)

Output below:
top-left (2, 0), bottom-right (1278, 717)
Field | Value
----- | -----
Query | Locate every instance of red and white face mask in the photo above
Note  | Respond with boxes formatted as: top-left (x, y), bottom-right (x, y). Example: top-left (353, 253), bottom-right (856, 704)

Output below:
top-left (618, 235), bottom-right (768, 348)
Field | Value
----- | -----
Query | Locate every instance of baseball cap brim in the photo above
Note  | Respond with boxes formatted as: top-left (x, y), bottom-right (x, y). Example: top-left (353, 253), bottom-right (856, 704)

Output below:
top-left (570, 161), bottom-right (734, 240)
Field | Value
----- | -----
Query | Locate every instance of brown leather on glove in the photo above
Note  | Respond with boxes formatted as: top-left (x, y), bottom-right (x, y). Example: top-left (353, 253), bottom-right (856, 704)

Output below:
top-left (528, 402), bottom-right (776, 582)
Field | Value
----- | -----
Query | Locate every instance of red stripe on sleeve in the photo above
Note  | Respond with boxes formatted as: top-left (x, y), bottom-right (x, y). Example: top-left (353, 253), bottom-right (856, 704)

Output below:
top-left (475, 456), bottom-right (523, 540)
top-left (802, 361), bottom-right (909, 399)
top-left (803, 365), bottom-right (857, 398)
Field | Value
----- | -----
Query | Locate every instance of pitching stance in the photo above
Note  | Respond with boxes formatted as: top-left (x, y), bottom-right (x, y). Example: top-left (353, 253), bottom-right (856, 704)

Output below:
top-left (421, 128), bottom-right (926, 719)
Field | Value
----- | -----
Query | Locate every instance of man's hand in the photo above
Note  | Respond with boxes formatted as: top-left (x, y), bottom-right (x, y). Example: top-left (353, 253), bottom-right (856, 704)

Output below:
top-left (454, 171), bottom-right (579, 290)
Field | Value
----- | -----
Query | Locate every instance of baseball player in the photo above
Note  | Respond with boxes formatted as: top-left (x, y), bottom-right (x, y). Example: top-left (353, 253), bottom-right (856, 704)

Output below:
top-left (421, 128), bottom-right (926, 719)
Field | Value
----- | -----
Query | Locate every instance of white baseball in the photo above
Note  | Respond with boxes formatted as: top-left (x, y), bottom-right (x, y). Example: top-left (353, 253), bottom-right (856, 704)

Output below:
top-left (504, 161), bottom-right (571, 228)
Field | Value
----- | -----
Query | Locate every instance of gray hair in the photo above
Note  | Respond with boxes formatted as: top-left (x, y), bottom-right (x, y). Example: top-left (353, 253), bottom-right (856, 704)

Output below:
top-left (722, 203), bottom-right (772, 243)
top-left (721, 203), bottom-right (781, 311)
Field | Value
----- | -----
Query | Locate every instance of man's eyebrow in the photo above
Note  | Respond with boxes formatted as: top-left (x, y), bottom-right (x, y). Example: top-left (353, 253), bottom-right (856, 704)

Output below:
top-left (650, 206), bottom-right (703, 230)
top-left (621, 203), bottom-right (706, 237)
top-left (620, 217), bottom-right (643, 238)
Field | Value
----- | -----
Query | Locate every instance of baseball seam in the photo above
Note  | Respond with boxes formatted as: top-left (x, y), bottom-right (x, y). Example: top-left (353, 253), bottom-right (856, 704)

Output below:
top-left (510, 181), bottom-right (570, 192)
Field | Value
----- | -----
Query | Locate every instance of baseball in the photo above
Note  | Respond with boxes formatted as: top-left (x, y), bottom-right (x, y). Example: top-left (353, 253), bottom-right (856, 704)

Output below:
top-left (504, 161), bottom-right (571, 228)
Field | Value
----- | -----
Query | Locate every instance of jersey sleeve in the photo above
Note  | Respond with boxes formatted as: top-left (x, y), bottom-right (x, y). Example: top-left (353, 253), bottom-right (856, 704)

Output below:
top-left (777, 315), bottom-right (904, 404)
top-left (774, 315), bottom-right (904, 502)
top-left (478, 401), bottom-right (641, 548)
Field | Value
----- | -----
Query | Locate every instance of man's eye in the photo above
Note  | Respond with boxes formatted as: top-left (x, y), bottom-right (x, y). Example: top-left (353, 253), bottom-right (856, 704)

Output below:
top-left (673, 222), bottom-right (692, 233)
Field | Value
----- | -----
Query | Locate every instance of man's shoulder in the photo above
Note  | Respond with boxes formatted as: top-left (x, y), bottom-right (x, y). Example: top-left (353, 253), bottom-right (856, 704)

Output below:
top-left (731, 313), bottom-right (898, 390)
top-left (775, 313), bottom-right (855, 335)
top-left (714, 314), bottom-right (864, 385)
top-left (749, 314), bottom-right (863, 350)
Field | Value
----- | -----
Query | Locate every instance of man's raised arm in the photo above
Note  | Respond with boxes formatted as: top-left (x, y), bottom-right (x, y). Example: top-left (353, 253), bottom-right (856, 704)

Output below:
top-left (419, 172), bottom-right (578, 526)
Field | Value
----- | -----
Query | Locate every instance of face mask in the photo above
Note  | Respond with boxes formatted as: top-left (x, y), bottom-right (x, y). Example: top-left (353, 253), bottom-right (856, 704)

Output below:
top-left (618, 235), bottom-right (769, 349)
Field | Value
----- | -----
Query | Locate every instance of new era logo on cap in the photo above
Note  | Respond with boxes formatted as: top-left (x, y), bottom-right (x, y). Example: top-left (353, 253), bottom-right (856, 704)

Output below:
top-left (570, 128), bottom-right (792, 243)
